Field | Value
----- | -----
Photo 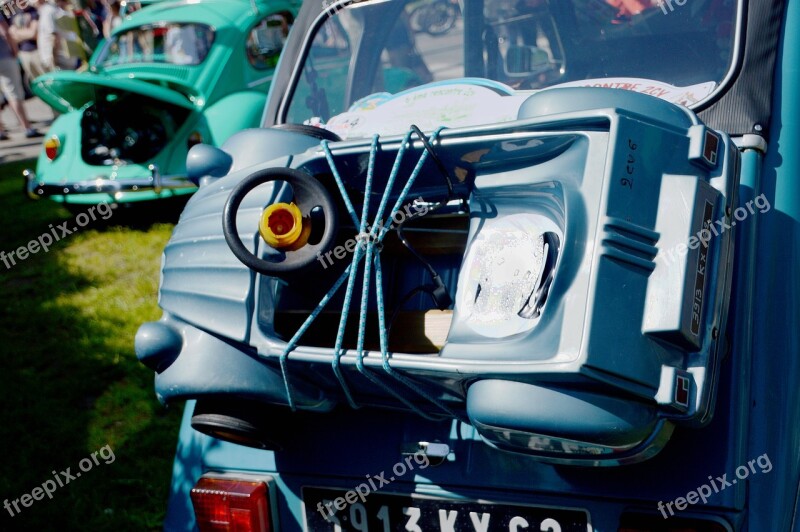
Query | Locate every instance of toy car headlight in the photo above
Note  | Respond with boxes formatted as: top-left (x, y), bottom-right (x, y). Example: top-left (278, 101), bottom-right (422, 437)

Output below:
top-left (456, 214), bottom-right (561, 338)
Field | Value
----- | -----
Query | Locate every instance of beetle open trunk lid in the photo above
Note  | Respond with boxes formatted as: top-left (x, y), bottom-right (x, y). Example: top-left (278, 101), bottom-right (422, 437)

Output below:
top-left (32, 71), bottom-right (196, 114)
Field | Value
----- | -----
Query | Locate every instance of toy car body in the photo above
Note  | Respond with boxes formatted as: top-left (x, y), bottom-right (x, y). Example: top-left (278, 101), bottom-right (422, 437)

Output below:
top-left (25, 0), bottom-right (300, 206)
top-left (137, 0), bottom-right (798, 529)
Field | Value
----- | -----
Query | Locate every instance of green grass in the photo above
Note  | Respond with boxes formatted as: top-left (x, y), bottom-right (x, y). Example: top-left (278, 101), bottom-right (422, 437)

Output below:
top-left (0, 161), bottom-right (185, 531)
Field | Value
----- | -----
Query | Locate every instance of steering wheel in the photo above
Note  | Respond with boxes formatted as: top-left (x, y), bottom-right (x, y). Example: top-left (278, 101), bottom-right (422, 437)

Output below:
top-left (223, 167), bottom-right (339, 276)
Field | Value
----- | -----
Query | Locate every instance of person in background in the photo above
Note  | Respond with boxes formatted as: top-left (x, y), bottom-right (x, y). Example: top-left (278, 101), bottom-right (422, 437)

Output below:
top-left (9, 5), bottom-right (46, 82)
top-left (0, 20), bottom-right (43, 139)
top-left (165, 23), bottom-right (201, 65)
top-left (606, 0), bottom-right (652, 20)
top-left (122, 1), bottom-right (141, 15)
top-left (83, 0), bottom-right (107, 37)
top-left (35, 0), bottom-right (70, 71)
top-left (61, 0), bottom-right (100, 60)
top-left (103, 0), bottom-right (121, 38)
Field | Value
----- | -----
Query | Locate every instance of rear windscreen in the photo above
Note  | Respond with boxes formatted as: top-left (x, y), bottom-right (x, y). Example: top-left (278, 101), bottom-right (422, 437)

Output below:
top-left (97, 23), bottom-right (215, 67)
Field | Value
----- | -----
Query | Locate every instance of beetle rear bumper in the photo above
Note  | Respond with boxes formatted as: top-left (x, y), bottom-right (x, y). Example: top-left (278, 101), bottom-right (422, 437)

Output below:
top-left (24, 166), bottom-right (197, 201)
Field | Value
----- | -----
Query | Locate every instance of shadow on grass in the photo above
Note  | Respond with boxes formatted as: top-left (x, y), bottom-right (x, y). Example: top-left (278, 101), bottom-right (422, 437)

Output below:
top-left (0, 161), bottom-right (185, 531)
top-left (82, 196), bottom-right (191, 231)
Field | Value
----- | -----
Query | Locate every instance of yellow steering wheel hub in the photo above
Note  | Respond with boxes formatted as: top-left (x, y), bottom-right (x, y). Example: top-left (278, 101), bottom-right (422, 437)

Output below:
top-left (259, 202), bottom-right (307, 250)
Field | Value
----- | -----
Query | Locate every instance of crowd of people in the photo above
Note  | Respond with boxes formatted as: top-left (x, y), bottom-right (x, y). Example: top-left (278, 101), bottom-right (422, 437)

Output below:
top-left (0, 0), bottom-right (137, 140)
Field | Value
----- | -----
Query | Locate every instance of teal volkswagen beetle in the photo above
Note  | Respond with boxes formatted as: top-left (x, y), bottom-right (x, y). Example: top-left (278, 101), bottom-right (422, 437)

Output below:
top-left (24, 0), bottom-right (300, 207)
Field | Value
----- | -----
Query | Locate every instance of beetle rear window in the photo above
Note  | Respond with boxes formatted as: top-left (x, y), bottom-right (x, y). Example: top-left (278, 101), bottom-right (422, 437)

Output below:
top-left (97, 24), bottom-right (215, 67)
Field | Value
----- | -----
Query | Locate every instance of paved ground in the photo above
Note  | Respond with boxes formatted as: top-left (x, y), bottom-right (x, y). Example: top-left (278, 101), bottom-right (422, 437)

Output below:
top-left (0, 97), bottom-right (55, 164)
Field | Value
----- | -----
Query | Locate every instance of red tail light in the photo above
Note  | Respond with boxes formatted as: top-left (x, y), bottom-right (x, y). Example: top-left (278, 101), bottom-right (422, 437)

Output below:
top-left (190, 477), bottom-right (272, 532)
top-left (44, 136), bottom-right (60, 161)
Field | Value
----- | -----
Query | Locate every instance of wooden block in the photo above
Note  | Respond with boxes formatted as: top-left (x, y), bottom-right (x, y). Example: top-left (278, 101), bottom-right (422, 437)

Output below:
top-left (274, 310), bottom-right (453, 354)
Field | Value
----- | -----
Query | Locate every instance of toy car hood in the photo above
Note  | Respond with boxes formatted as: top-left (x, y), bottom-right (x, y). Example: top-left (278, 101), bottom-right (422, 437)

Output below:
top-left (32, 70), bottom-right (197, 114)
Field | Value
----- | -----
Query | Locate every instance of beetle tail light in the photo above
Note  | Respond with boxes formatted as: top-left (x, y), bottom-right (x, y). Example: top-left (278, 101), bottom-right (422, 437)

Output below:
top-left (190, 477), bottom-right (272, 532)
top-left (44, 136), bottom-right (60, 161)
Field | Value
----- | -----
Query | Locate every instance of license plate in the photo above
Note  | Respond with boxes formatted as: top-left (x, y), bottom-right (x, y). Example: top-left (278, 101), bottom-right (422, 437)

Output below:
top-left (303, 487), bottom-right (589, 531)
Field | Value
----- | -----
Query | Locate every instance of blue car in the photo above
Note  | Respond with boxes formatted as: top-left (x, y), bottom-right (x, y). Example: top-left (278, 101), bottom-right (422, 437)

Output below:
top-left (137, 0), bottom-right (797, 529)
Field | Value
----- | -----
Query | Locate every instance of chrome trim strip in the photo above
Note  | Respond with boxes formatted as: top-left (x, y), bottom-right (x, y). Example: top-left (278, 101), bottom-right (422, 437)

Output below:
top-left (25, 170), bottom-right (196, 199)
